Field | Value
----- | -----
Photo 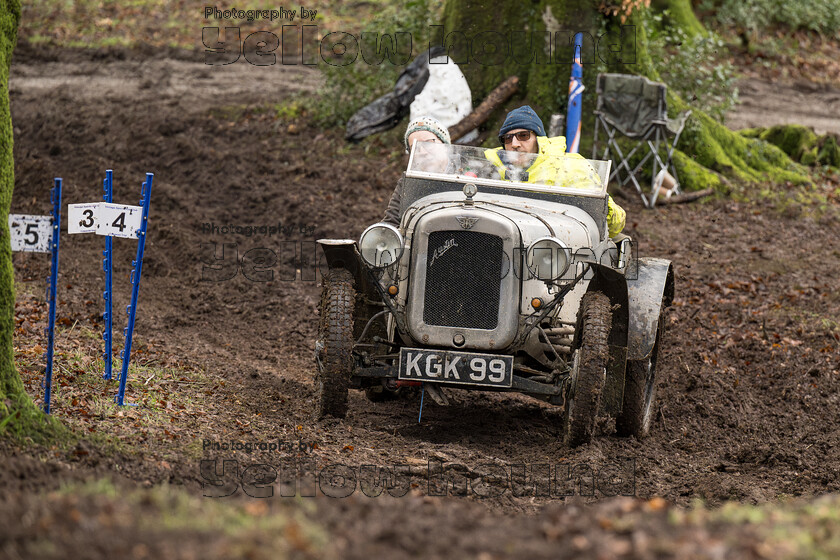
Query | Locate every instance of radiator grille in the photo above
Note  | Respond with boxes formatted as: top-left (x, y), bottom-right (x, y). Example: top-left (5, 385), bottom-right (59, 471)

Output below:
top-left (423, 231), bottom-right (503, 329)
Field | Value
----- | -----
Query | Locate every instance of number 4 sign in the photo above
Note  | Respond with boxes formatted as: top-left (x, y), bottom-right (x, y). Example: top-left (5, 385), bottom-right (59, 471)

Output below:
top-left (67, 171), bottom-right (154, 407)
top-left (97, 203), bottom-right (142, 238)
top-left (68, 202), bottom-right (142, 238)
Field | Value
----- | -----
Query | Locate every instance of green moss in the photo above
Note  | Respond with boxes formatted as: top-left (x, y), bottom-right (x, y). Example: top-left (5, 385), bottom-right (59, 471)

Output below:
top-left (623, 10), bottom-right (662, 80)
top-left (740, 126), bottom-right (840, 169)
top-left (759, 124), bottom-right (818, 160)
top-left (442, 0), bottom-right (531, 102)
top-left (801, 146), bottom-right (818, 166)
top-left (817, 135), bottom-right (840, 167)
top-left (673, 149), bottom-right (723, 191)
top-left (655, 0), bottom-right (708, 38)
top-left (672, 97), bottom-right (811, 188)
top-left (1, 0), bottom-right (23, 414)
top-left (737, 127), bottom-right (765, 139)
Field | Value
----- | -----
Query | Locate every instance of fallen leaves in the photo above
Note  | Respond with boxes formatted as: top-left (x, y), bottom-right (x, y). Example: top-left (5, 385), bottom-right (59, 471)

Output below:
top-left (645, 497), bottom-right (667, 512)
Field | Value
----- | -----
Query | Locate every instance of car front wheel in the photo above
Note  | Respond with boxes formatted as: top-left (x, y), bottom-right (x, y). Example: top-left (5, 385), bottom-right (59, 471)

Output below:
top-left (315, 268), bottom-right (355, 418)
top-left (564, 291), bottom-right (612, 448)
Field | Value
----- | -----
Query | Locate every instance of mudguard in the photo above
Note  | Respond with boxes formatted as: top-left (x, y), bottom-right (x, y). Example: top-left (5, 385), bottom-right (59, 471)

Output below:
top-left (626, 257), bottom-right (674, 361)
top-left (317, 239), bottom-right (394, 342)
top-left (317, 239), bottom-right (362, 281)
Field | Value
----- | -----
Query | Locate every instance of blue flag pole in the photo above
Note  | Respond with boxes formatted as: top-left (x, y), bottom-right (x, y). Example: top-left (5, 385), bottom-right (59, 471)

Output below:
top-left (102, 170), bottom-right (113, 380)
top-left (43, 178), bottom-right (62, 414)
top-left (116, 173), bottom-right (153, 406)
top-left (565, 33), bottom-right (585, 154)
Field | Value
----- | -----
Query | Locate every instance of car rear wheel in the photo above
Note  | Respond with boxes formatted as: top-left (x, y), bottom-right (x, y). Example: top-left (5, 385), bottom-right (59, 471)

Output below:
top-left (564, 291), bottom-right (611, 448)
top-left (616, 305), bottom-right (666, 438)
top-left (315, 269), bottom-right (355, 418)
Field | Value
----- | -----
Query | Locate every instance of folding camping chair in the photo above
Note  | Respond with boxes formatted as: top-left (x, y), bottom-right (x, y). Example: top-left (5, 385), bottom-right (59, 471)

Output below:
top-left (592, 73), bottom-right (691, 208)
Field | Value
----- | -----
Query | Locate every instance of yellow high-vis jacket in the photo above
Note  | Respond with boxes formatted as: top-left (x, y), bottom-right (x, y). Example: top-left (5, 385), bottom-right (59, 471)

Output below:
top-left (484, 136), bottom-right (626, 237)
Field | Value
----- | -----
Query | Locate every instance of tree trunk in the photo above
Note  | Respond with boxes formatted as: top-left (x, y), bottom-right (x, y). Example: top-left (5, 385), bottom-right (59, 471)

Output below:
top-left (448, 75), bottom-right (519, 141)
top-left (0, 0), bottom-right (56, 438)
top-left (440, 0), bottom-right (810, 192)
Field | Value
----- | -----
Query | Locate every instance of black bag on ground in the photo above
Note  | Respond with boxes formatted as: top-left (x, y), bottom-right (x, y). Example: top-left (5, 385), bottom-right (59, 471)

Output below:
top-left (345, 47), bottom-right (446, 142)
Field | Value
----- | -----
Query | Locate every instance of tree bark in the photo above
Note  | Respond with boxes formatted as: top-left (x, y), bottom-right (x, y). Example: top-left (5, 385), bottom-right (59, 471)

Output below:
top-left (0, 0), bottom-right (55, 438)
top-left (449, 76), bottom-right (519, 142)
top-left (439, 0), bottom-right (810, 192)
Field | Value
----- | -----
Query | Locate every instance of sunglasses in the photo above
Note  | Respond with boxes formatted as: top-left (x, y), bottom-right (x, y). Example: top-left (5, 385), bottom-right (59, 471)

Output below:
top-left (500, 130), bottom-right (533, 145)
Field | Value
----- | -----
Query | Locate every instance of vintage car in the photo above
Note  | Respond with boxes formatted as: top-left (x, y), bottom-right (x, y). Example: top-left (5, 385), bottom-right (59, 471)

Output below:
top-left (315, 143), bottom-right (673, 446)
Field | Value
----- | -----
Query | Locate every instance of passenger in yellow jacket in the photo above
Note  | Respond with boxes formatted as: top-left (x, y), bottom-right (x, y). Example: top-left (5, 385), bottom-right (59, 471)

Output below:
top-left (487, 106), bottom-right (626, 238)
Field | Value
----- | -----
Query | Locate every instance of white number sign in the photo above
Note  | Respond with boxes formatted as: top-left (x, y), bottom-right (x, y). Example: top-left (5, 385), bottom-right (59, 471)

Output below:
top-left (8, 214), bottom-right (52, 253)
top-left (68, 203), bottom-right (99, 234)
top-left (67, 202), bottom-right (144, 238)
top-left (96, 203), bottom-right (143, 239)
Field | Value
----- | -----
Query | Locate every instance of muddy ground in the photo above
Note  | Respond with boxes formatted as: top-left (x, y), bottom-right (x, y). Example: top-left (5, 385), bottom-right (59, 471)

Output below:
top-left (3, 42), bottom-right (840, 558)
top-left (726, 77), bottom-right (840, 135)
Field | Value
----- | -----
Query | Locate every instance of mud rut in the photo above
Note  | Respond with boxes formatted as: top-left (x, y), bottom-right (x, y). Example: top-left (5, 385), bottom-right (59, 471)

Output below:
top-left (8, 44), bottom-right (840, 518)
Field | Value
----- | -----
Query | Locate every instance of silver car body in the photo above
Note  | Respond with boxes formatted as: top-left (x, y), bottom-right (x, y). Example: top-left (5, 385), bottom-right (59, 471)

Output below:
top-left (380, 143), bottom-right (619, 367)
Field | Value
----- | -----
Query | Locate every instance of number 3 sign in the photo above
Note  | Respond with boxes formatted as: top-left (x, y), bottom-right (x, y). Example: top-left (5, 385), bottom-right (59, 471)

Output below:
top-left (68, 202), bottom-right (143, 238)
top-left (68, 203), bottom-right (98, 234)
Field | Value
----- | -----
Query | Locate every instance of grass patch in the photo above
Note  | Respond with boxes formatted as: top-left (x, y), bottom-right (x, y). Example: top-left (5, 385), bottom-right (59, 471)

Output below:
top-left (32, 479), bottom-right (331, 559)
top-left (19, 0), bottom-right (383, 50)
top-left (275, 99), bottom-right (305, 121)
top-left (670, 496), bottom-right (840, 559)
top-left (12, 290), bottom-right (214, 459)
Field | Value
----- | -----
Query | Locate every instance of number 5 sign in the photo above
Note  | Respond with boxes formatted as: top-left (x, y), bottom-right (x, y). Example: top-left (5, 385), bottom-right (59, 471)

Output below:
top-left (8, 214), bottom-right (53, 252)
top-left (68, 202), bottom-right (143, 238)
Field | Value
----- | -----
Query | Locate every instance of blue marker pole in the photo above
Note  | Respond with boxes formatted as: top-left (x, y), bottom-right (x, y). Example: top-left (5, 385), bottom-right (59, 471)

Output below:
top-left (116, 173), bottom-right (153, 406)
top-left (43, 178), bottom-right (62, 414)
top-left (102, 170), bottom-right (113, 379)
top-left (565, 32), bottom-right (584, 154)
top-left (418, 383), bottom-right (425, 423)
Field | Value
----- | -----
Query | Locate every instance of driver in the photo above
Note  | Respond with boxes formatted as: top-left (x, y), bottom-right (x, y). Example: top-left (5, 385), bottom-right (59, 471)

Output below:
top-left (485, 106), bottom-right (626, 238)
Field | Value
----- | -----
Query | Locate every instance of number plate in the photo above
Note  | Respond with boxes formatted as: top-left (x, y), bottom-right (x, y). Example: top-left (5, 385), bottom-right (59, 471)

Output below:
top-left (8, 214), bottom-right (52, 253)
top-left (398, 348), bottom-right (513, 388)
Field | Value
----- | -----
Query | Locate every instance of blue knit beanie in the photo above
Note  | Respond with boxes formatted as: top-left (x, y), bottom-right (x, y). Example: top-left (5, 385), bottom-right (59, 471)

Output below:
top-left (499, 106), bottom-right (546, 143)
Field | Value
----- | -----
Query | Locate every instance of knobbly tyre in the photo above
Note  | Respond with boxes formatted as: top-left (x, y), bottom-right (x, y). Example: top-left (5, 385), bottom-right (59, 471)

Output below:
top-left (314, 143), bottom-right (673, 447)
